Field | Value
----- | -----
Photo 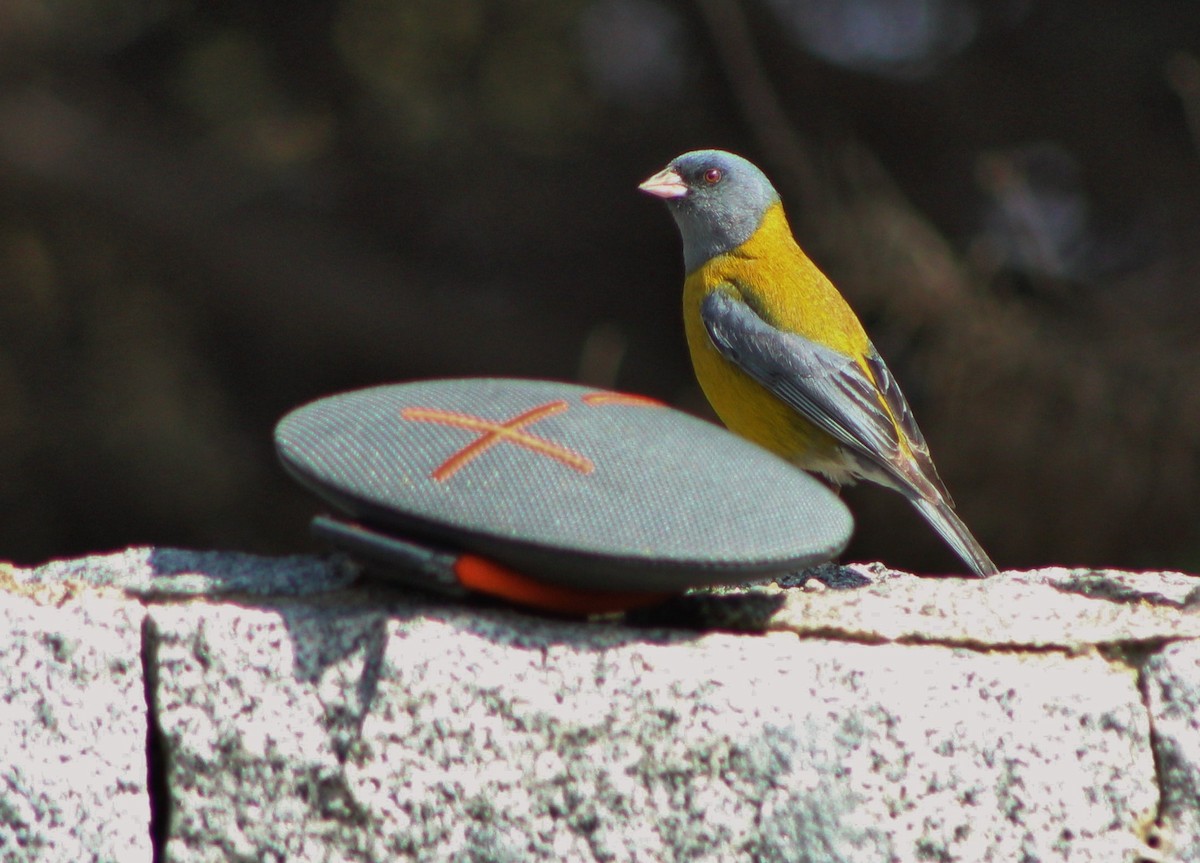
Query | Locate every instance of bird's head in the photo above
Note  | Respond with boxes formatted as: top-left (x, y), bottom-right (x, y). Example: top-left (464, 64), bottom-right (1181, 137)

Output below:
top-left (639, 150), bottom-right (781, 273)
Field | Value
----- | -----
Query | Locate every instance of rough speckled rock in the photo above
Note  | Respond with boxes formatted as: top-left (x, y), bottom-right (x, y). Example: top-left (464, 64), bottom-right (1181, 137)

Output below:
top-left (13, 546), bottom-right (353, 598)
top-left (147, 591), bottom-right (1156, 862)
top-left (0, 584), bottom-right (150, 863)
top-left (3, 550), bottom-right (1198, 861)
top-left (770, 564), bottom-right (1200, 646)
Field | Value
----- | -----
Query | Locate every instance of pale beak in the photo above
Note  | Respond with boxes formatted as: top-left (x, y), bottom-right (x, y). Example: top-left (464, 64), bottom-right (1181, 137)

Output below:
top-left (638, 167), bottom-right (688, 199)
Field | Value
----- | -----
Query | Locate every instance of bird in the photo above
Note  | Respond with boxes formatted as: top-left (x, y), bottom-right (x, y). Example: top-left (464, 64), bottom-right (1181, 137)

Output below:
top-left (639, 149), bottom-right (997, 576)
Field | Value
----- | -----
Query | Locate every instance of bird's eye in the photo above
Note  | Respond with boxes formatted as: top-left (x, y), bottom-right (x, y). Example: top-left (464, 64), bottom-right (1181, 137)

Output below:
top-left (703, 168), bottom-right (723, 184)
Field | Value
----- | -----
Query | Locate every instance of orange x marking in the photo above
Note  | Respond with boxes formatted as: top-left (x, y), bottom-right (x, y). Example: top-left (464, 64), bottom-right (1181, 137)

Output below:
top-left (401, 401), bottom-right (594, 482)
top-left (581, 392), bottom-right (665, 408)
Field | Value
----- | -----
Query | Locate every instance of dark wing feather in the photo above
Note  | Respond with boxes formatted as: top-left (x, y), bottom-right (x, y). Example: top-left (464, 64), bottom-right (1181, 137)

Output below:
top-left (858, 351), bottom-right (951, 503)
top-left (701, 289), bottom-right (950, 499)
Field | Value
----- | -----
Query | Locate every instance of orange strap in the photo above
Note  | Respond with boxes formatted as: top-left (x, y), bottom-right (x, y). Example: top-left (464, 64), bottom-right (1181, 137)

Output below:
top-left (453, 554), bottom-right (670, 615)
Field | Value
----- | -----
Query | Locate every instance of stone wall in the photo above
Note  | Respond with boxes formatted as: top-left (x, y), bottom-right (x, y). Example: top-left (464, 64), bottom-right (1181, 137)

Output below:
top-left (2, 549), bottom-right (1195, 861)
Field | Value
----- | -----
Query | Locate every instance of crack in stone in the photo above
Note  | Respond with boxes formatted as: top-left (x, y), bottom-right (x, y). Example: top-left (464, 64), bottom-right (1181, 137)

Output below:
top-left (141, 614), bottom-right (169, 863)
top-left (1052, 576), bottom-right (1200, 609)
top-left (1133, 651), bottom-right (1172, 863)
top-left (788, 630), bottom-right (1200, 657)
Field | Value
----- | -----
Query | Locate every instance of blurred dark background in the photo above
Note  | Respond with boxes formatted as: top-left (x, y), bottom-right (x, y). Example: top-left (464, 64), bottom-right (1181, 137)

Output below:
top-left (3, 0), bottom-right (1199, 573)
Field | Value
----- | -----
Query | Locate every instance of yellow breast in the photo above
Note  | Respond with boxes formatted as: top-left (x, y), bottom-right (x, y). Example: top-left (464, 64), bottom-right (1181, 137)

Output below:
top-left (681, 202), bottom-right (872, 475)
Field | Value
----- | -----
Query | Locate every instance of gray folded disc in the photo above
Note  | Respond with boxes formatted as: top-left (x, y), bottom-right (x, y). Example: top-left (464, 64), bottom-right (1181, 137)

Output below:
top-left (274, 378), bottom-right (853, 592)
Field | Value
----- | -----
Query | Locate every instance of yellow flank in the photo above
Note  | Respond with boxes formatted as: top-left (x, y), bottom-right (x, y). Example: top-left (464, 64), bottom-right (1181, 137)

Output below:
top-left (682, 202), bottom-right (875, 475)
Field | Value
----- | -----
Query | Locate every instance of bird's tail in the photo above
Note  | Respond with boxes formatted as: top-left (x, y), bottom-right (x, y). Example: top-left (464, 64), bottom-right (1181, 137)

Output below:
top-left (908, 495), bottom-right (998, 577)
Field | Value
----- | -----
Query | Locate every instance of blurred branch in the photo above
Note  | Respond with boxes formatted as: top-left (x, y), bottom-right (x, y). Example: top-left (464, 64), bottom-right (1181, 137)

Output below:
top-left (1166, 51), bottom-right (1200, 160)
top-left (692, 0), bottom-right (821, 200)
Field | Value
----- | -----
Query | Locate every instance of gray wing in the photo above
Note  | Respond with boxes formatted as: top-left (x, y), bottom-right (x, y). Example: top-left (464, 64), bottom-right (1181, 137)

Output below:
top-left (701, 289), bottom-right (949, 500)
